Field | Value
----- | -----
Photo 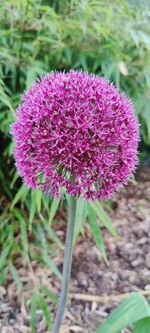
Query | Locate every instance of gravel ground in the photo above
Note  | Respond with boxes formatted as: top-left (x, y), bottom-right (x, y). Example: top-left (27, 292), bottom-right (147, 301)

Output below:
top-left (0, 169), bottom-right (150, 333)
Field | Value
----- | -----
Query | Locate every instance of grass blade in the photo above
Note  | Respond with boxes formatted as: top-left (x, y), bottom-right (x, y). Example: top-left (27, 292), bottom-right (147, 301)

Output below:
top-left (35, 189), bottom-right (42, 214)
top-left (41, 285), bottom-right (58, 304)
top-left (20, 219), bottom-right (29, 255)
top-left (9, 264), bottom-right (22, 289)
top-left (30, 291), bottom-right (39, 333)
top-left (48, 198), bottom-right (60, 224)
top-left (74, 197), bottom-right (87, 241)
top-left (29, 190), bottom-right (36, 223)
top-left (41, 218), bottom-right (64, 250)
top-left (40, 296), bottom-right (52, 329)
top-left (0, 246), bottom-right (10, 270)
top-left (88, 205), bottom-right (108, 264)
top-left (90, 201), bottom-right (117, 237)
top-left (11, 184), bottom-right (29, 208)
top-left (42, 253), bottom-right (61, 280)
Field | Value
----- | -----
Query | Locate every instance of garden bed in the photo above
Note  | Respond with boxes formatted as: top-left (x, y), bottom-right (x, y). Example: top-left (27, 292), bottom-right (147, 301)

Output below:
top-left (0, 169), bottom-right (150, 333)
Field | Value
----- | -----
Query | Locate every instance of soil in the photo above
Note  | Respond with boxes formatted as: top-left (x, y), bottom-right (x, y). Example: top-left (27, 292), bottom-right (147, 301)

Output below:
top-left (0, 167), bottom-right (150, 333)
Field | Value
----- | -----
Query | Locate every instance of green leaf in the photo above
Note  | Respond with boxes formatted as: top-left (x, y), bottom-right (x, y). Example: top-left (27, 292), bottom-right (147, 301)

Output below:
top-left (9, 264), bottom-right (22, 289)
top-left (26, 63), bottom-right (46, 89)
top-left (0, 80), bottom-right (15, 114)
top-left (94, 293), bottom-right (150, 333)
top-left (29, 190), bottom-right (36, 223)
top-left (88, 205), bottom-right (108, 264)
top-left (37, 224), bottom-right (47, 247)
top-left (11, 184), bottom-right (29, 208)
top-left (26, 67), bottom-right (38, 90)
top-left (48, 198), bottom-right (60, 224)
top-left (0, 246), bottom-right (10, 270)
top-left (42, 194), bottom-right (51, 213)
top-left (74, 197), bottom-right (87, 241)
top-left (41, 285), bottom-right (58, 304)
top-left (145, 70), bottom-right (150, 87)
top-left (42, 253), bottom-right (62, 280)
top-left (10, 171), bottom-right (19, 188)
top-left (20, 219), bottom-right (29, 254)
top-left (140, 32), bottom-right (150, 48)
top-left (12, 207), bottom-right (25, 221)
top-left (129, 29), bottom-right (139, 47)
top-left (41, 218), bottom-right (64, 250)
top-left (79, 54), bottom-right (88, 71)
top-left (64, 47), bottom-right (72, 65)
top-left (133, 317), bottom-right (150, 333)
top-left (90, 201), bottom-right (117, 237)
top-left (30, 291), bottom-right (39, 333)
top-left (40, 296), bottom-right (52, 329)
top-left (0, 267), bottom-right (9, 285)
top-left (35, 189), bottom-right (42, 213)
top-left (102, 62), bottom-right (117, 81)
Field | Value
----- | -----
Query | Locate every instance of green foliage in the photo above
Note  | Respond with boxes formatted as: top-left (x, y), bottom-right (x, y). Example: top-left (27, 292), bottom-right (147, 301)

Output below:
top-left (30, 285), bottom-right (58, 332)
top-left (0, 204), bottom-right (63, 284)
top-left (94, 293), bottom-right (150, 333)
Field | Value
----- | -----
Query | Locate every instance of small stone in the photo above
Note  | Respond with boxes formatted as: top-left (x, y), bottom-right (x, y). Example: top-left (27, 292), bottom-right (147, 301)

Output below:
top-left (9, 319), bottom-right (15, 325)
top-left (131, 258), bottom-right (144, 267)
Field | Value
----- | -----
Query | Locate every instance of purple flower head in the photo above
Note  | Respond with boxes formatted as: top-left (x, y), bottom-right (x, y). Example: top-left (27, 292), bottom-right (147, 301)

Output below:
top-left (11, 71), bottom-right (139, 200)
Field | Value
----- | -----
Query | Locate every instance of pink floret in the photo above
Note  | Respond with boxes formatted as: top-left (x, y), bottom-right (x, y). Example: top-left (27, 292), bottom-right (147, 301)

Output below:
top-left (11, 71), bottom-right (139, 200)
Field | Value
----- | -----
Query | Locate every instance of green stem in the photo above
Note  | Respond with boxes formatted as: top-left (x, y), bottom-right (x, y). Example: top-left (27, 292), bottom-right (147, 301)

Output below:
top-left (52, 196), bottom-right (76, 333)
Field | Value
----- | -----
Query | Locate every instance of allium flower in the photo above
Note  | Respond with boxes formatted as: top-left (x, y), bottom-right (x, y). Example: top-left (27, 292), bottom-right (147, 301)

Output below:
top-left (11, 71), bottom-right (139, 200)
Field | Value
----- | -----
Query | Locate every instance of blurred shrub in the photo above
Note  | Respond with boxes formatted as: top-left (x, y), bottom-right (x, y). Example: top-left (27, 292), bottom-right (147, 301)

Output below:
top-left (1, 1), bottom-right (150, 124)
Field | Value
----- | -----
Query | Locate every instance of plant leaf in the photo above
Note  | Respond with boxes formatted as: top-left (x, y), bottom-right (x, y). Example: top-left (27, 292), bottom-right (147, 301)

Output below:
top-left (74, 197), bottom-right (87, 241)
top-left (41, 285), bottom-right (58, 303)
top-left (0, 246), bottom-right (10, 270)
top-left (42, 253), bottom-right (62, 280)
top-left (48, 198), bottom-right (60, 224)
top-left (29, 190), bottom-right (36, 223)
top-left (35, 189), bottom-right (42, 214)
top-left (30, 291), bottom-right (39, 333)
top-left (88, 205), bottom-right (108, 264)
top-left (94, 293), bottom-right (150, 333)
top-left (9, 264), bottom-right (22, 289)
top-left (41, 218), bottom-right (64, 250)
top-left (90, 201), bottom-right (117, 237)
top-left (40, 296), bottom-right (52, 329)
top-left (133, 317), bottom-right (150, 333)
top-left (11, 184), bottom-right (29, 208)
top-left (20, 219), bottom-right (29, 254)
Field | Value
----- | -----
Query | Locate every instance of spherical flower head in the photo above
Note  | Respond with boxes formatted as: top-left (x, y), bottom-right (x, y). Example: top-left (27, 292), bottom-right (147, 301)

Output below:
top-left (11, 71), bottom-right (139, 200)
